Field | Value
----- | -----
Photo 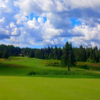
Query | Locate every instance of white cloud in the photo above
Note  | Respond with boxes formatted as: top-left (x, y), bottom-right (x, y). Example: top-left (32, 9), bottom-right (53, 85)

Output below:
top-left (43, 27), bottom-right (63, 39)
top-left (14, 14), bottom-right (28, 25)
top-left (38, 17), bottom-right (44, 23)
top-left (0, 0), bottom-right (100, 48)
top-left (11, 27), bottom-right (20, 35)
top-left (0, 0), bottom-right (15, 14)
top-left (69, 23), bottom-right (100, 47)
top-left (0, 26), bottom-right (10, 39)
top-left (10, 22), bottom-right (16, 28)
top-left (63, 0), bottom-right (100, 10)
top-left (0, 17), bottom-right (5, 23)
top-left (27, 18), bottom-right (39, 29)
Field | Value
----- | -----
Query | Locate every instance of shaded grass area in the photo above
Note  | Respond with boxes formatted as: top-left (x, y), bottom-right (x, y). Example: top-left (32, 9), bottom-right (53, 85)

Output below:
top-left (42, 60), bottom-right (100, 70)
top-left (0, 76), bottom-right (100, 100)
top-left (0, 57), bottom-right (100, 78)
top-left (77, 62), bottom-right (100, 70)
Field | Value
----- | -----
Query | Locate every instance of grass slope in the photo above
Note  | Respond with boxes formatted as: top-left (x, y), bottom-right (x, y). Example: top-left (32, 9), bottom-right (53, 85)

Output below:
top-left (0, 56), bottom-right (100, 78)
top-left (0, 57), bottom-right (100, 100)
top-left (0, 76), bottom-right (100, 100)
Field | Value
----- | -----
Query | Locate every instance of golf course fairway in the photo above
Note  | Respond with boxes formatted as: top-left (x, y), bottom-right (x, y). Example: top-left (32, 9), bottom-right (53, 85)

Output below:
top-left (0, 76), bottom-right (100, 100)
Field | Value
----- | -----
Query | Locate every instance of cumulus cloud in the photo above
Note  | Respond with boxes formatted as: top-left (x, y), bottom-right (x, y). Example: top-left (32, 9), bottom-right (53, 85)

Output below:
top-left (0, 0), bottom-right (100, 48)
top-left (0, 26), bottom-right (10, 40)
top-left (0, 17), bottom-right (5, 23)
top-left (68, 23), bottom-right (100, 47)
top-left (10, 22), bottom-right (16, 28)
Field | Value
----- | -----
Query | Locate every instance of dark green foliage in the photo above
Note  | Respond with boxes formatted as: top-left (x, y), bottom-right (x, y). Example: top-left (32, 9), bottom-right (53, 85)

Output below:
top-left (86, 48), bottom-right (90, 61)
top-left (77, 65), bottom-right (100, 70)
top-left (87, 57), bottom-right (97, 63)
top-left (1, 43), bottom-right (100, 63)
top-left (86, 46), bottom-right (97, 63)
top-left (57, 47), bottom-right (62, 60)
top-left (2, 51), bottom-right (9, 59)
top-left (74, 45), bottom-right (86, 62)
top-left (77, 65), bottom-right (90, 70)
top-left (61, 42), bottom-right (76, 71)
top-left (27, 69), bottom-right (100, 78)
top-left (74, 46), bottom-right (100, 63)
top-left (45, 62), bottom-right (60, 67)
top-left (53, 46), bottom-right (58, 59)
top-left (0, 44), bottom-right (21, 57)
top-left (29, 50), bottom-right (35, 58)
top-left (27, 71), bottom-right (36, 75)
top-left (0, 52), bottom-right (3, 58)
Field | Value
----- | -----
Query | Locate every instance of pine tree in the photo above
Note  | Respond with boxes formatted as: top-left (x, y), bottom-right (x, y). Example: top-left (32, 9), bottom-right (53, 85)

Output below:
top-left (53, 46), bottom-right (58, 59)
top-left (29, 50), bottom-right (35, 58)
top-left (61, 42), bottom-right (76, 71)
top-left (2, 51), bottom-right (9, 59)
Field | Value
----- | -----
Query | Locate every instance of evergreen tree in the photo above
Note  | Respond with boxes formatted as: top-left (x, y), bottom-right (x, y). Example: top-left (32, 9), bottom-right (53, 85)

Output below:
top-left (29, 50), bottom-right (35, 58)
top-left (53, 46), bottom-right (58, 59)
top-left (57, 47), bottom-right (62, 60)
top-left (77, 45), bottom-right (86, 61)
top-left (0, 52), bottom-right (3, 58)
top-left (2, 51), bottom-right (9, 59)
top-left (86, 48), bottom-right (90, 61)
top-left (48, 47), bottom-right (54, 59)
top-left (87, 48), bottom-right (97, 63)
top-left (61, 42), bottom-right (76, 71)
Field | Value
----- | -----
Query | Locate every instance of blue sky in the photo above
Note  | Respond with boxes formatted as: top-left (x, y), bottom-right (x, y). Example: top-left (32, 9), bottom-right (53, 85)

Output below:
top-left (0, 0), bottom-right (100, 48)
top-left (70, 18), bottom-right (81, 27)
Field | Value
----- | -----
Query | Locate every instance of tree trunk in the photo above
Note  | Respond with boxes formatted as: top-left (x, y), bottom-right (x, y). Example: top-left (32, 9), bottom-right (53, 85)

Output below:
top-left (68, 65), bottom-right (70, 71)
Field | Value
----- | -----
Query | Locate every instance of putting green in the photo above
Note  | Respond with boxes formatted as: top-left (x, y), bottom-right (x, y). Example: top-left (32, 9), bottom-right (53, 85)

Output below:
top-left (0, 76), bottom-right (100, 100)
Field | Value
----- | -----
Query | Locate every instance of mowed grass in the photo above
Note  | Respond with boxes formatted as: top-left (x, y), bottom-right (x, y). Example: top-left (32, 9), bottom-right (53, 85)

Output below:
top-left (0, 76), bottom-right (100, 100)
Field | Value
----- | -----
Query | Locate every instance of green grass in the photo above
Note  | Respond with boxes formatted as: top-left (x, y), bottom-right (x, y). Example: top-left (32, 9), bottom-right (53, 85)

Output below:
top-left (0, 56), bottom-right (100, 78)
top-left (77, 62), bottom-right (100, 70)
top-left (0, 57), bottom-right (100, 100)
top-left (0, 76), bottom-right (100, 100)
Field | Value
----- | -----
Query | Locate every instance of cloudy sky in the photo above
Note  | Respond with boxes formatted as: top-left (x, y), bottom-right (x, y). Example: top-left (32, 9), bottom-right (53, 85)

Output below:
top-left (0, 0), bottom-right (100, 48)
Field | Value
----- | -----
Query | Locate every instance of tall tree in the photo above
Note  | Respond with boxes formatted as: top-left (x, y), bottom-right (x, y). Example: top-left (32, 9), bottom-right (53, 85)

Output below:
top-left (2, 51), bottom-right (9, 59)
top-left (29, 50), bottom-right (35, 58)
top-left (57, 47), bottom-right (62, 60)
top-left (53, 46), bottom-right (58, 59)
top-left (61, 42), bottom-right (76, 71)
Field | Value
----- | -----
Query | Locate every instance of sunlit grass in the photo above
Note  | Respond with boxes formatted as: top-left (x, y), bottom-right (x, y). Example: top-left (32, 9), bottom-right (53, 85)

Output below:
top-left (0, 76), bottom-right (100, 100)
top-left (0, 56), bottom-right (100, 78)
top-left (0, 57), bottom-right (100, 100)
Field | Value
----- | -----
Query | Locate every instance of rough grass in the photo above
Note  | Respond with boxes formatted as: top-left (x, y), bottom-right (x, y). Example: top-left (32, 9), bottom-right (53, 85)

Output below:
top-left (77, 62), bottom-right (100, 70)
top-left (0, 56), bottom-right (100, 78)
top-left (77, 62), bottom-right (100, 67)
top-left (0, 76), bottom-right (100, 100)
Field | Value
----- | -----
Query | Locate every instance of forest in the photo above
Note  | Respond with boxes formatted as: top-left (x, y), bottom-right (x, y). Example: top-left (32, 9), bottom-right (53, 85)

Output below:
top-left (0, 42), bottom-right (100, 63)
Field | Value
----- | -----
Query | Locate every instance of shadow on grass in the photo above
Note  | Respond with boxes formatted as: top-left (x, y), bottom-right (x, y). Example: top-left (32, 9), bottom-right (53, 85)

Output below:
top-left (27, 69), bottom-right (100, 78)
top-left (77, 65), bottom-right (100, 71)
top-left (0, 63), bottom-right (28, 76)
top-left (0, 63), bottom-right (100, 78)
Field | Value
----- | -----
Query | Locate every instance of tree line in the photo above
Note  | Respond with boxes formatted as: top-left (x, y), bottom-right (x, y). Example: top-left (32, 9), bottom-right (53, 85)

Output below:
top-left (0, 44), bottom-right (21, 59)
top-left (0, 43), bottom-right (100, 63)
